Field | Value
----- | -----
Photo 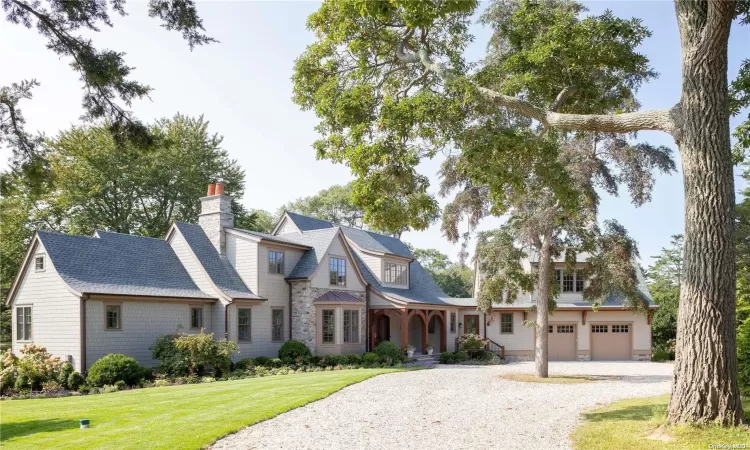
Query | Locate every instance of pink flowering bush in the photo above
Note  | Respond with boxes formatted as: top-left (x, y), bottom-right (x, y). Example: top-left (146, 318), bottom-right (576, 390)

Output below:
top-left (0, 344), bottom-right (65, 393)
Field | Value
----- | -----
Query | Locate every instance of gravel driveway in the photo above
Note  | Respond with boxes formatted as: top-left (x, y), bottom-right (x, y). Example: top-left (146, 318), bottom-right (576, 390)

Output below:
top-left (210, 361), bottom-right (673, 450)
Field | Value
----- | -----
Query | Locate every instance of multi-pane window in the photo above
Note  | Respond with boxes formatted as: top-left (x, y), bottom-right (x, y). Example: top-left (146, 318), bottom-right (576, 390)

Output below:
top-left (268, 251), bottom-right (284, 274)
top-left (557, 325), bottom-right (574, 333)
top-left (592, 324), bottom-right (608, 333)
top-left (548, 325), bottom-right (554, 333)
top-left (16, 307), bottom-right (31, 340)
top-left (384, 262), bottom-right (408, 285)
top-left (191, 307), bottom-right (203, 329)
top-left (343, 310), bottom-right (359, 343)
top-left (612, 324), bottom-right (629, 333)
top-left (238, 308), bottom-right (251, 341)
top-left (272, 309), bottom-right (284, 342)
top-left (322, 309), bottom-right (335, 343)
top-left (500, 313), bottom-right (513, 334)
top-left (556, 269), bottom-right (584, 292)
top-left (106, 305), bottom-right (121, 330)
top-left (450, 313), bottom-right (456, 333)
top-left (329, 257), bottom-right (346, 286)
top-left (34, 256), bottom-right (45, 271)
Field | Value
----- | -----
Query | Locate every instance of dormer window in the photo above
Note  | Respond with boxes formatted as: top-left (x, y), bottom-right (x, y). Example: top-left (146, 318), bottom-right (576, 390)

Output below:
top-left (384, 261), bottom-right (407, 285)
top-left (555, 269), bottom-right (584, 293)
top-left (34, 255), bottom-right (45, 272)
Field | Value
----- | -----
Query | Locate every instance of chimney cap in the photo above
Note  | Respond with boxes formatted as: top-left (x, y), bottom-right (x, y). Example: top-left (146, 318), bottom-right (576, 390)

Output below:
top-left (215, 183), bottom-right (225, 195)
top-left (207, 184), bottom-right (216, 196)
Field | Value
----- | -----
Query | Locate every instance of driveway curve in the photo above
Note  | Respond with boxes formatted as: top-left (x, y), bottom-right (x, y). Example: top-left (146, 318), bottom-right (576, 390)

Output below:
top-left (210, 361), bottom-right (673, 450)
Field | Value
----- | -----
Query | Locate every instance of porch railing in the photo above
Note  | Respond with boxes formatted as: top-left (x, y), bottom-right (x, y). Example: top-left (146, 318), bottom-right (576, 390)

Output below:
top-left (454, 336), bottom-right (506, 360)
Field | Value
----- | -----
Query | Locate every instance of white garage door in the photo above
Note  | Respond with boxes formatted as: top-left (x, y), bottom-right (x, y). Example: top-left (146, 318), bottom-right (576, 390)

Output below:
top-left (591, 324), bottom-right (632, 361)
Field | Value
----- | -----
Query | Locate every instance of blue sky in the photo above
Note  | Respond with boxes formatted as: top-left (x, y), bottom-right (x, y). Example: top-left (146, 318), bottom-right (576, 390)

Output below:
top-left (1, 1), bottom-right (748, 266)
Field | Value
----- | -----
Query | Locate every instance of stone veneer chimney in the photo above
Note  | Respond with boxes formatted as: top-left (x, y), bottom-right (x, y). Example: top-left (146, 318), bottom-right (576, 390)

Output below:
top-left (199, 183), bottom-right (234, 255)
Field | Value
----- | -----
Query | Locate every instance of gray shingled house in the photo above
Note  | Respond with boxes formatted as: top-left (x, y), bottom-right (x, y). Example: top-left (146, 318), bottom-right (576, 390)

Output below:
top-left (7, 184), bottom-right (655, 371)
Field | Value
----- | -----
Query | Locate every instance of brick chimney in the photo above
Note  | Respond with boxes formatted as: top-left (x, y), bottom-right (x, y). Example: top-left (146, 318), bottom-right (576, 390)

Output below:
top-left (199, 183), bottom-right (234, 254)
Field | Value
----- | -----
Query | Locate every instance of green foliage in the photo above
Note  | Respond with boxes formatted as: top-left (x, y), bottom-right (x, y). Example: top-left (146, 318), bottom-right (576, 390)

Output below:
top-left (86, 354), bottom-right (145, 387)
top-left (322, 355), bottom-right (348, 366)
top-left (0, 115), bottom-right (253, 290)
top-left (253, 356), bottom-right (272, 367)
top-left (412, 247), bottom-right (474, 297)
top-left (173, 329), bottom-right (239, 376)
top-left (439, 350), bottom-right (471, 364)
top-left (1, 0), bottom-right (214, 172)
top-left (66, 371), bottom-right (85, 391)
top-left (114, 380), bottom-right (128, 391)
top-left (645, 235), bottom-right (682, 348)
top-left (346, 353), bottom-right (362, 365)
top-left (374, 341), bottom-right (403, 364)
top-left (233, 358), bottom-right (254, 371)
top-left (150, 334), bottom-right (189, 376)
top-left (730, 59), bottom-right (750, 163)
top-left (278, 340), bottom-right (312, 360)
top-left (738, 317), bottom-right (750, 395)
top-left (362, 352), bottom-right (381, 366)
top-left (438, 352), bottom-right (455, 364)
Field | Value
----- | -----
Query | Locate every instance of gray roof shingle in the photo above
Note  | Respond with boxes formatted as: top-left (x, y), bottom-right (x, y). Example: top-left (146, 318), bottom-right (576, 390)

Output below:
top-left (174, 222), bottom-right (263, 300)
top-left (284, 212), bottom-right (334, 232)
top-left (39, 230), bottom-right (214, 299)
top-left (313, 290), bottom-right (363, 303)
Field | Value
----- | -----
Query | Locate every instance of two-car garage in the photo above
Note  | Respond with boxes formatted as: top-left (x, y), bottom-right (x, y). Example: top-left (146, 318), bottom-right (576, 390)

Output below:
top-left (546, 322), bottom-right (633, 361)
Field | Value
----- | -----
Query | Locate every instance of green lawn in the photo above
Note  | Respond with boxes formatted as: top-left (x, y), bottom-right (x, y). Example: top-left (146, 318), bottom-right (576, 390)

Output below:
top-left (572, 395), bottom-right (750, 450)
top-left (0, 369), bottom-right (398, 450)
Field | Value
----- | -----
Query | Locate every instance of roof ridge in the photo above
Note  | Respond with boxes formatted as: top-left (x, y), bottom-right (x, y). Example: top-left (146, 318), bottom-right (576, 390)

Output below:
top-left (95, 230), bottom-right (167, 241)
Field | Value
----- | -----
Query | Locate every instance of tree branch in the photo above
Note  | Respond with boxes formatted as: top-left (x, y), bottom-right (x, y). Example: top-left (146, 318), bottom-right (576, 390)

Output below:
top-left (550, 86), bottom-right (577, 112)
top-left (396, 34), bottom-right (678, 137)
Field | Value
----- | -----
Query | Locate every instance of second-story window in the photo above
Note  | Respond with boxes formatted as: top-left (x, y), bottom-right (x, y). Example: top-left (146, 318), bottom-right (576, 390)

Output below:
top-left (384, 262), bottom-right (407, 285)
top-left (330, 257), bottom-right (346, 286)
top-left (556, 269), bottom-right (584, 293)
top-left (268, 250), bottom-right (284, 274)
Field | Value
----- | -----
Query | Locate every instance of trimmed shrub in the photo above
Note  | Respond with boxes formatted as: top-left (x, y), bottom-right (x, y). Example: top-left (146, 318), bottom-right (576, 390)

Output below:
top-left (362, 352), bottom-right (381, 366)
top-left (57, 362), bottom-right (74, 387)
top-left (253, 356), bottom-right (272, 367)
top-left (173, 330), bottom-right (238, 376)
top-left (374, 341), bottom-right (403, 365)
top-left (278, 340), bottom-right (312, 360)
top-left (66, 371), bottom-right (85, 391)
top-left (1, 345), bottom-right (65, 392)
top-left (150, 334), bottom-right (189, 376)
top-left (439, 352), bottom-right (455, 364)
top-left (234, 358), bottom-right (254, 370)
top-left (86, 354), bottom-right (145, 387)
top-left (114, 380), bottom-right (127, 391)
top-left (453, 350), bottom-right (470, 362)
top-left (346, 354), bottom-right (362, 365)
top-left (270, 358), bottom-right (284, 368)
top-left (322, 355), bottom-right (347, 366)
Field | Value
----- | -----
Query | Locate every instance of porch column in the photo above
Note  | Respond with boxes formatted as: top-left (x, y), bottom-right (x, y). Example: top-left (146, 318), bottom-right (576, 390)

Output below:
top-left (440, 311), bottom-right (447, 353)
top-left (400, 309), bottom-right (409, 350)
top-left (421, 313), bottom-right (428, 354)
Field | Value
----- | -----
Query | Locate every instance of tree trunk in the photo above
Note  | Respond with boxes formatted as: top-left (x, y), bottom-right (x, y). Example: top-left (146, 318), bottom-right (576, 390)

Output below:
top-left (535, 235), bottom-right (552, 378)
top-left (667, 0), bottom-right (744, 426)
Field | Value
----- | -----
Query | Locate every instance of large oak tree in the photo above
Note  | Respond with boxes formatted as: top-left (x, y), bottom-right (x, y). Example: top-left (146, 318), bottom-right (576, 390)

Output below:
top-left (293, 0), bottom-right (748, 424)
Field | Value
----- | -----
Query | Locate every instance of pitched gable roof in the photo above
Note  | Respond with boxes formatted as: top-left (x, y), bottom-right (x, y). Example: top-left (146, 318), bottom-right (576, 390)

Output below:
top-left (172, 222), bottom-right (263, 300)
top-left (282, 228), bottom-right (343, 279)
top-left (37, 230), bottom-right (214, 299)
top-left (281, 211), bottom-right (334, 232)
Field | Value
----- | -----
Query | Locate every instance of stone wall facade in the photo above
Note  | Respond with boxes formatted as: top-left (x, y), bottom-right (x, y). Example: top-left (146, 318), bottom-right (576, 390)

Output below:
top-left (291, 280), bottom-right (316, 351)
top-left (198, 194), bottom-right (234, 255)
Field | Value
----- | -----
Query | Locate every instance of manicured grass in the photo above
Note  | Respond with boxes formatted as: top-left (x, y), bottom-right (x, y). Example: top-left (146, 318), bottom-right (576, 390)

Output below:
top-left (500, 373), bottom-right (605, 384)
top-left (0, 369), bottom-right (398, 450)
top-left (572, 395), bottom-right (750, 450)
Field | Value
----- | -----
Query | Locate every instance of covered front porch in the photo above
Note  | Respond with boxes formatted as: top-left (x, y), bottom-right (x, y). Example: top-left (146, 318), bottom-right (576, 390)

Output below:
top-left (369, 308), bottom-right (447, 354)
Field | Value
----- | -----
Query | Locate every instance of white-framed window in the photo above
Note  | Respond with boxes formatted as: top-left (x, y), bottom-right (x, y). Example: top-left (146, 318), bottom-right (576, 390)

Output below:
top-left (238, 308), bottom-right (251, 341)
top-left (329, 257), bottom-right (346, 286)
top-left (190, 307), bottom-right (203, 329)
top-left (450, 312), bottom-right (456, 333)
top-left (271, 308), bottom-right (284, 342)
top-left (384, 261), bottom-right (408, 285)
top-left (500, 313), bottom-right (513, 334)
top-left (322, 309), bottom-right (335, 343)
top-left (557, 325), bottom-right (574, 333)
top-left (16, 306), bottom-right (31, 341)
top-left (592, 324), bottom-right (608, 333)
top-left (34, 255), bottom-right (45, 272)
top-left (268, 250), bottom-right (284, 274)
top-left (343, 310), bottom-right (359, 343)
top-left (105, 305), bottom-right (121, 330)
top-left (556, 269), bottom-right (584, 293)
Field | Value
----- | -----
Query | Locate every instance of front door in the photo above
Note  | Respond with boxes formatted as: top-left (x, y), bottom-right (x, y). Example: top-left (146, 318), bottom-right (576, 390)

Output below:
top-left (376, 315), bottom-right (390, 346)
top-left (464, 315), bottom-right (480, 335)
